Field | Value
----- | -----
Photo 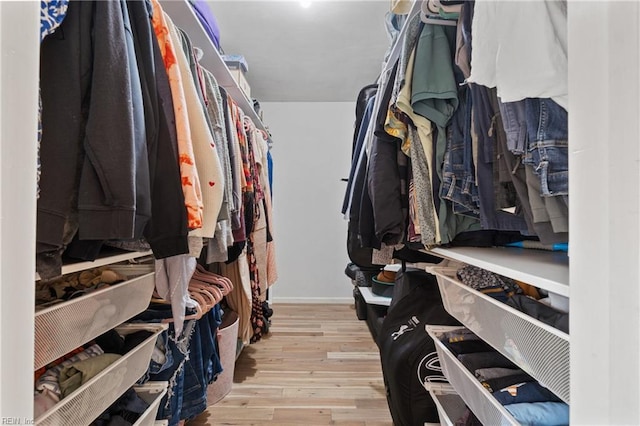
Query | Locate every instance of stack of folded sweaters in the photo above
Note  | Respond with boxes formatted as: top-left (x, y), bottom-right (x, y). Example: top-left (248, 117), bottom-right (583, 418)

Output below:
top-left (440, 328), bottom-right (569, 426)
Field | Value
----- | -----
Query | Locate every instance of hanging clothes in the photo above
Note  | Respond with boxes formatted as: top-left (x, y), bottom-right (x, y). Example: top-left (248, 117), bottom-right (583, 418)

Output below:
top-left (38, 0), bottom-right (138, 279)
top-left (468, 0), bottom-right (568, 110)
top-left (166, 14), bottom-right (224, 245)
top-left (255, 129), bottom-right (278, 288)
top-left (411, 22), bottom-right (481, 244)
top-left (150, 0), bottom-right (204, 231)
top-left (38, 0), bottom-right (69, 199)
top-left (120, 0), bottom-right (151, 240)
top-left (126, 0), bottom-right (189, 258)
top-left (397, 47), bottom-right (439, 246)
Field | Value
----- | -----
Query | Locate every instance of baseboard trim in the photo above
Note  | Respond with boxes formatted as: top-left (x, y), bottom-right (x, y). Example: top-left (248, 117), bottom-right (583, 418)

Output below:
top-left (271, 297), bottom-right (353, 304)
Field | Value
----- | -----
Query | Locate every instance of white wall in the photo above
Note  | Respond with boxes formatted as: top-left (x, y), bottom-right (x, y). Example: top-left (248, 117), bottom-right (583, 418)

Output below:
top-left (263, 102), bottom-right (355, 303)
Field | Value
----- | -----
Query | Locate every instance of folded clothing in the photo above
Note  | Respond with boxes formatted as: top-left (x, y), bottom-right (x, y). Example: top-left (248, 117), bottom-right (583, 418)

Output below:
top-left (493, 382), bottom-right (563, 405)
top-left (481, 373), bottom-right (536, 393)
top-left (457, 351), bottom-right (518, 374)
top-left (96, 329), bottom-right (153, 355)
top-left (91, 387), bottom-right (151, 426)
top-left (506, 294), bottom-right (569, 333)
top-left (504, 401), bottom-right (569, 426)
top-left (475, 367), bottom-right (525, 381)
top-left (59, 353), bottom-right (122, 397)
top-left (457, 265), bottom-right (523, 296)
top-left (35, 344), bottom-right (105, 401)
top-left (36, 267), bottom-right (127, 306)
top-left (35, 346), bottom-right (86, 383)
top-left (440, 329), bottom-right (494, 356)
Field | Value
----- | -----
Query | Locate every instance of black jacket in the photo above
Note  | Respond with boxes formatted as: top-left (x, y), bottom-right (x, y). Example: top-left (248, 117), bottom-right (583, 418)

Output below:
top-left (367, 63), bottom-right (405, 246)
top-left (39, 0), bottom-right (138, 277)
top-left (128, 0), bottom-right (189, 257)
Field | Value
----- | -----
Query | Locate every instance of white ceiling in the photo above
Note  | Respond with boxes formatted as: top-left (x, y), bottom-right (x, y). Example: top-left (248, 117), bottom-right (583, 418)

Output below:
top-left (207, 1), bottom-right (392, 102)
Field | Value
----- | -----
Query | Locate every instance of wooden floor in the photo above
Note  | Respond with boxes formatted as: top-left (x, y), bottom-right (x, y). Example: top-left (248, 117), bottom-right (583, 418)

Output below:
top-left (189, 303), bottom-right (393, 426)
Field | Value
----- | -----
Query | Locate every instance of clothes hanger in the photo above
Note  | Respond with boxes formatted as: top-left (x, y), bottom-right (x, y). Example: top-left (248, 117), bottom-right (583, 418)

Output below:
top-left (421, 0), bottom-right (458, 26)
top-left (421, 11), bottom-right (457, 26)
top-left (199, 265), bottom-right (234, 292)
top-left (192, 275), bottom-right (226, 302)
top-left (193, 264), bottom-right (234, 295)
top-left (189, 278), bottom-right (221, 308)
top-left (190, 289), bottom-right (211, 312)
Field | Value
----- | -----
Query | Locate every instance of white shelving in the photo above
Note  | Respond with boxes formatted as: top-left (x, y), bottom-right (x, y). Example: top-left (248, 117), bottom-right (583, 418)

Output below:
top-left (431, 266), bottom-right (570, 403)
top-left (426, 325), bottom-right (520, 426)
top-left (429, 388), bottom-right (468, 426)
top-left (430, 247), bottom-right (569, 297)
top-left (35, 250), bottom-right (152, 281)
top-left (159, 0), bottom-right (267, 133)
top-left (133, 381), bottom-right (169, 426)
top-left (358, 286), bottom-right (391, 307)
top-left (34, 264), bottom-right (156, 370)
top-left (36, 324), bottom-right (167, 426)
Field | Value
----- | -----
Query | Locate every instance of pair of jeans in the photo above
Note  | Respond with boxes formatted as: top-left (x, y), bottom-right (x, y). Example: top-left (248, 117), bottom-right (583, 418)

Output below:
top-left (208, 305), bottom-right (224, 382)
top-left (132, 305), bottom-right (196, 426)
top-left (180, 305), bottom-right (224, 421)
top-left (497, 99), bottom-right (569, 243)
top-left (523, 98), bottom-right (569, 198)
top-left (471, 85), bottom-right (529, 232)
top-left (440, 85), bottom-right (480, 217)
top-left (180, 320), bottom-right (207, 420)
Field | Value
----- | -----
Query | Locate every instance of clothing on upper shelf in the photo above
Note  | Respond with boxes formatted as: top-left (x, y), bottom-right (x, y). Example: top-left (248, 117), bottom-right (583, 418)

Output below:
top-left (456, 265), bottom-right (522, 296)
top-left (35, 266), bottom-right (127, 308)
top-left (342, 0), bottom-right (569, 261)
top-left (188, 0), bottom-right (221, 50)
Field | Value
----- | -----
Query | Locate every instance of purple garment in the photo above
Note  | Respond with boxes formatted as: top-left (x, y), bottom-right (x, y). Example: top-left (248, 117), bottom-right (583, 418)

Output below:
top-left (189, 0), bottom-right (220, 49)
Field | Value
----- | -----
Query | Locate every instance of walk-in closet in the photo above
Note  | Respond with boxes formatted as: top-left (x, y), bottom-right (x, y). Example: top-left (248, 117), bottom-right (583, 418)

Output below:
top-left (0, 1), bottom-right (638, 425)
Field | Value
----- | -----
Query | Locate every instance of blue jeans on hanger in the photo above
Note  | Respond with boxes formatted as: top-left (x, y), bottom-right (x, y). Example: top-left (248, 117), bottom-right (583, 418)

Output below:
top-left (440, 84), bottom-right (480, 217)
top-left (498, 99), bottom-right (528, 155)
top-left (524, 98), bottom-right (569, 198)
top-left (181, 305), bottom-right (225, 421)
top-left (471, 84), bottom-right (529, 232)
top-left (180, 319), bottom-right (207, 421)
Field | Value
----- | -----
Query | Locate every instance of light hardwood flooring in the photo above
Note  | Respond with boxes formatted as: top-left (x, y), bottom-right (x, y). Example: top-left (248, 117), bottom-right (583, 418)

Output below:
top-left (189, 303), bottom-right (393, 426)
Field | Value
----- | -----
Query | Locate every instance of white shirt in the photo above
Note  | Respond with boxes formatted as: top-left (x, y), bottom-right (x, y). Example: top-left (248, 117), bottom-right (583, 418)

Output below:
top-left (469, 0), bottom-right (568, 110)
